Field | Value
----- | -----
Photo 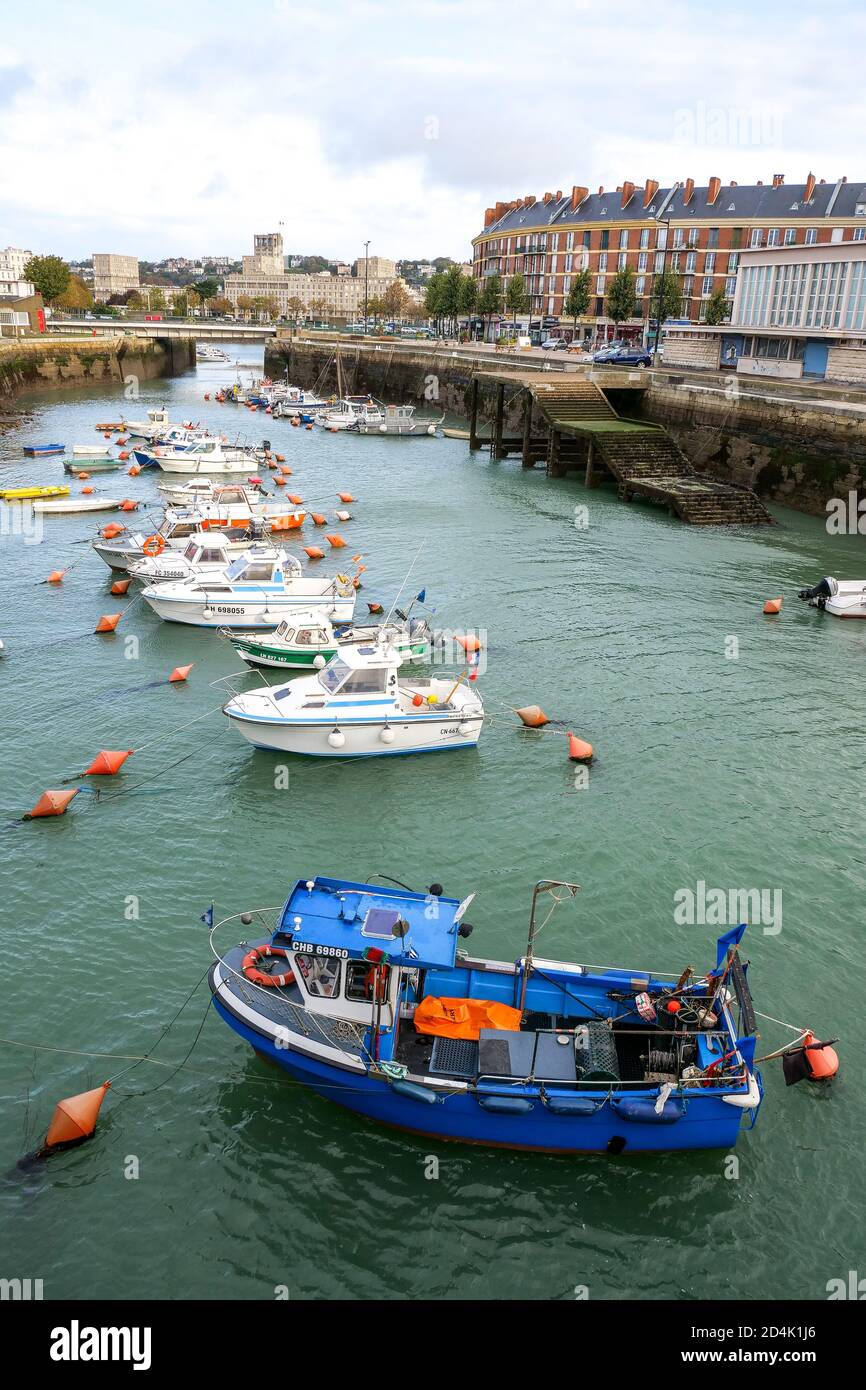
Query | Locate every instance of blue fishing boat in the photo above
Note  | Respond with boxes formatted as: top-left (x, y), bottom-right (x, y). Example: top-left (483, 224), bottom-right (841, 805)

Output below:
top-left (208, 877), bottom-right (764, 1154)
top-left (23, 443), bottom-right (65, 456)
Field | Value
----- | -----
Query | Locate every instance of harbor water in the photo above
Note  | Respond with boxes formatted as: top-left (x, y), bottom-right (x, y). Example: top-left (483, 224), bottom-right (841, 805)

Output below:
top-left (0, 347), bottom-right (863, 1300)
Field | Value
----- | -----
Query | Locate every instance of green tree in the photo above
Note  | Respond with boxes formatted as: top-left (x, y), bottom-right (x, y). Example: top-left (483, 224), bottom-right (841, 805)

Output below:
top-left (505, 271), bottom-right (528, 325)
top-left (477, 273), bottom-right (502, 341)
top-left (651, 269), bottom-right (683, 330)
top-left (55, 273), bottom-right (93, 313)
top-left (210, 295), bottom-right (232, 316)
top-left (193, 276), bottom-right (220, 303)
top-left (126, 290), bottom-right (144, 312)
top-left (703, 288), bottom-right (730, 325)
top-left (606, 267), bottom-right (637, 333)
top-left (383, 280), bottom-right (410, 320)
top-left (148, 287), bottom-right (166, 312)
top-left (424, 272), bottom-right (446, 335)
top-left (24, 254), bottom-right (70, 304)
top-left (439, 265), bottom-right (464, 336)
top-left (563, 270), bottom-right (591, 342)
top-left (286, 295), bottom-right (305, 324)
top-left (172, 292), bottom-right (188, 318)
top-left (457, 275), bottom-right (477, 333)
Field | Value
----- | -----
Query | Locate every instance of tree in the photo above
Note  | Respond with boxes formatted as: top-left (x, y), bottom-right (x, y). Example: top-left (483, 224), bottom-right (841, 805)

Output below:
top-left (172, 292), bottom-right (188, 318)
top-left (236, 294), bottom-right (254, 321)
top-left (651, 269), bottom-right (683, 330)
top-left (148, 287), bottom-right (166, 313)
top-left (126, 291), bottom-right (144, 312)
top-left (606, 267), bottom-right (637, 333)
top-left (310, 296), bottom-right (328, 320)
top-left (209, 295), bottom-right (232, 316)
top-left (477, 273), bottom-right (502, 341)
top-left (424, 272), bottom-right (447, 335)
top-left (55, 273), bottom-right (92, 313)
top-left (193, 276), bottom-right (220, 303)
top-left (383, 280), bottom-right (410, 320)
top-left (286, 295), bottom-right (305, 324)
top-left (457, 275), bottom-right (477, 332)
top-left (563, 270), bottom-right (591, 341)
top-left (367, 295), bottom-right (386, 323)
top-left (703, 288), bottom-right (730, 325)
top-left (439, 265), bottom-right (464, 336)
top-left (24, 254), bottom-right (70, 304)
top-left (505, 271), bottom-right (528, 324)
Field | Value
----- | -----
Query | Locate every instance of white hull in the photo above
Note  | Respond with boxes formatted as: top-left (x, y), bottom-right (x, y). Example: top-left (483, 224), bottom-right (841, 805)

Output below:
top-left (225, 709), bottom-right (483, 756)
top-left (156, 455), bottom-right (258, 475)
top-left (33, 497), bottom-right (120, 515)
top-left (141, 590), bottom-right (356, 628)
top-left (73, 444), bottom-right (113, 456)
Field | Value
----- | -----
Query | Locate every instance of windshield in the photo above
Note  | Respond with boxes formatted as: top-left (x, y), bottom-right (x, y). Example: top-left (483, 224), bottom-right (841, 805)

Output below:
top-left (318, 656), bottom-right (350, 693)
top-left (225, 556), bottom-right (248, 581)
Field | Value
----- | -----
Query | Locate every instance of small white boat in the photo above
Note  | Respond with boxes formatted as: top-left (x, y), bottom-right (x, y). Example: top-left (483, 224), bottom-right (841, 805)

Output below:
top-left (33, 496), bottom-right (120, 515)
top-left (798, 576), bottom-right (866, 619)
top-left (143, 440), bottom-right (267, 475)
top-left (140, 547), bottom-right (357, 628)
top-left (223, 640), bottom-right (484, 757)
top-left (318, 396), bottom-right (385, 431)
top-left (73, 444), bottom-right (113, 457)
top-left (128, 531), bottom-right (260, 584)
top-left (122, 407), bottom-right (174, 441)
top-left (228, 613), bottom-right (436, 670)
top-left (197, 345), bottom-right (229, 362)
top-left (272, 387), bottom-right (329, 417)
top-left (157, 478), bottom-right (265, 507)
top-left (92, 511), bottom-right (273, 572)
top-left (355, 404), bottom-right (440, 437)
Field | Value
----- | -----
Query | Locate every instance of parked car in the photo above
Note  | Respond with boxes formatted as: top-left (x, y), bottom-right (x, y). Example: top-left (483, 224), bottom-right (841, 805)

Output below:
top-left (593, 345), bottom-right (652, 367)
top-left (540, 337), bottom-right (566, 350)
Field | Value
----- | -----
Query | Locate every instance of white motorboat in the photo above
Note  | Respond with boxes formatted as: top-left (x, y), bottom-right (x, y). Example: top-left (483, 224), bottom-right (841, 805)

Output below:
top-left (122, 407), bottom-right (174, 441)
top-left (157, 478), bottom-right (265, 507)
top-left (140, 439), bottom-right (267, 475)
top-left (128, 531), bottom-right (264, 584)
top-left (355, 404), bottom-right (440, 437)
top-left (92, 511), bottom-right (274, 572)
top-left (798, 576), bottom-right (866, 619)
top-left (272, 387), bottom-right (330, 417)
top-left (140, 547), bottom-right (357, 628)
top-left (33, 496), bottom-right (120, 515)
top-left (227, 613), bottom-right (436, 670)
top-left (318, 396), bottom-right (385, 431)
top-left (197, 345), bottom-right (229, 362)
top-left (222, 640), bottom-right (484, 757)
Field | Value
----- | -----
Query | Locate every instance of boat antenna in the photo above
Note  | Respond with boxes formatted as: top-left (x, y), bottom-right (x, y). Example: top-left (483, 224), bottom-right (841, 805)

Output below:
top-left (518, 880), bottom-right (581, 1016)
top-left (383, 540), bottom-right (426, 629)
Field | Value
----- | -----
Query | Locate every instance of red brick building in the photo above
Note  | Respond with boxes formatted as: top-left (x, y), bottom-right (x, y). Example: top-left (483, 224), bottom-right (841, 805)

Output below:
top-left (472, 175), bottom-right (866, 341)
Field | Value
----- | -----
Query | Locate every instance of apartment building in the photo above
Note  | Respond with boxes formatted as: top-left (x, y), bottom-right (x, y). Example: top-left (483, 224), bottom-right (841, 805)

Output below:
top-left (92, 253), bottom-right (140, 301)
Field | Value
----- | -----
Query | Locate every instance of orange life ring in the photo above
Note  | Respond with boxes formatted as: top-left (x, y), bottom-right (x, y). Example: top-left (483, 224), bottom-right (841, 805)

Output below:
top-left (142, 534), bottom-right (165, 557)
top-left (242, 945), bottom-right (294, 989)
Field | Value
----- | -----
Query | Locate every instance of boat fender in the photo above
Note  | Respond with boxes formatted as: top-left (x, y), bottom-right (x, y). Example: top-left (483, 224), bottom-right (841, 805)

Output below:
top-left (610, 1097), bottom-right (685, 1124)
top-left (722, 1074), bottom-right (762, 1108)
top-left (477, 1095), bottom-right (534, 1115)
top-left (544, 1095), bottom-right (604, 1116)
top-left (390, 1079), bottom-right (437, 1106)
top-left (241, 945), bottom-right (295, 989)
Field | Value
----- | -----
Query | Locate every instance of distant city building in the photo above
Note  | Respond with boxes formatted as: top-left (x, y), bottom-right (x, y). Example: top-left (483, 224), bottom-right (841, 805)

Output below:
top-left (473, 173), bottom-right (866, 336)
top-left (353, 254), bottom-right (396, 279)
top-left (225, 235), bottom-right (408, 319)
top-left (333, 261), bottom-right (351, 276)
top-left (0, 247), bottom-right (35, 299)
top-left (92, 253), bottom-right (139, 301)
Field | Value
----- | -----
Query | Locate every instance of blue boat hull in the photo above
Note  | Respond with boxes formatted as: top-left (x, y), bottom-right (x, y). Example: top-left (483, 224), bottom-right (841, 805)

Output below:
top-left (212, 996), bottom-right (749, 1154)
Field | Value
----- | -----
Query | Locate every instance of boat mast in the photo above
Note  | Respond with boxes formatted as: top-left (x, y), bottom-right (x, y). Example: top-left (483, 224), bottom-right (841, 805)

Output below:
top-left (518, 880), bottom-right (580, 1016)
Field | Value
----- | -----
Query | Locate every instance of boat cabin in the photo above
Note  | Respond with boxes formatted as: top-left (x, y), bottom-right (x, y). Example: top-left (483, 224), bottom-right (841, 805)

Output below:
top-left (217, 548), bottom-right (301, 587)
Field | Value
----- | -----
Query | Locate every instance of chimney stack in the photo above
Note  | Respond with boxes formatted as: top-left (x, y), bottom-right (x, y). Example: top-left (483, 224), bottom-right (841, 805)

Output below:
top-left (683, 178), bottom-right (695, 204)
top-left (621, 180), bottom-right (635, 208)
top-left (772, 173), bottom-right (784, 187)
top-left (707, 175), bottom-right (721, 205)
top-left (555, 189), bottom-right (562, 200)
top-left (543, 191), bottom-right (553, 203)
top-left (598, 185), bottom-right (604, 195)
top-left (484, 208), bottom-right (496, 227)
top-left (804, 173), bottom-right (816, 200)
top-left (571, 185), bottom-right (588, 210)
top-left (643, 178), bottom-right (659, 208)
top-left (524, 195), bottom-right (534, 207)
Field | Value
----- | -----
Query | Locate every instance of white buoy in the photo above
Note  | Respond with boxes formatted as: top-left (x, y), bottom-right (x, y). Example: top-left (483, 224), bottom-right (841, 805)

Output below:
top-left (328, 728), bottom-right (346, 749)
top-left (380, 726), bottom-right (396, 744)
top-left (313, 654), bottom-right (326, 669)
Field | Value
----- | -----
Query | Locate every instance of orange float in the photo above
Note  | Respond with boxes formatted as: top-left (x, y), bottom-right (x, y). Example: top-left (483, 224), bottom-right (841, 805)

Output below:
top-left (111, 578), bottom-right (131, 595)
top-left (94, 613), bottom-right (122, 633)
top-left (338, 492), bottom-right (354, 503)
top-left (81, 486), bottom-right (94, 495)
top-left (85, 749), bottom-right (133, 775)
top-left (24, 788), bottom-right (79, 819)
top-left (325, 534), bottom-right (346, 548)
top-left (42, 1081), bottom-right (110, 1151)
top-left (311, 512), bottom-right (327, 526)
top-left (304, 546), bottom-right (325, 559)
top-left (101, 523), bottom-right (123, 539)
top-left (46, 570), bottom-right (65, 584)
top-left (242, 945), bottom-right (294, 988)
top-left (169, 664), bottom-right (193, 683)
top-left (802, 1031), bottom-right (840, 1081)
top-left (763, 597), bottom-right (783, 614)
top-left (567, 732), bottom-right (594, 762)
top-left (77, 471), bottom-right (90, 480)
top-left (516, 705), bottom-right (549, 728)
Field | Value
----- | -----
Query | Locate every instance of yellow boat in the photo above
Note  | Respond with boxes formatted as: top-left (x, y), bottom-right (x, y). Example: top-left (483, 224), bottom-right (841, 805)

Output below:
top-left (0, 485), bottom-right (71, 501)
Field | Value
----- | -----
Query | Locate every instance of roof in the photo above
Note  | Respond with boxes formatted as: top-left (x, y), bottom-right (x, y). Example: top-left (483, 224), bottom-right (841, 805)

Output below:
top-left (277, 876), bottom-right (464, 969)
top-left (479, 180), bottom-right (866, 238)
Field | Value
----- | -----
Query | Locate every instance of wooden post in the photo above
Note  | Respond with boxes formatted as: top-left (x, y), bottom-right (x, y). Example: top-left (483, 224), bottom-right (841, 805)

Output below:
top-left (468, 377), bottom-right (480, 451)
top-left (547, 428), bottom-right (561, 477)
top-left (521, 389), bottom-right (534, 468)
top-left (493, 382), bottom-right (505, 458)
top-left (585, 437), bottom-right (595, 488)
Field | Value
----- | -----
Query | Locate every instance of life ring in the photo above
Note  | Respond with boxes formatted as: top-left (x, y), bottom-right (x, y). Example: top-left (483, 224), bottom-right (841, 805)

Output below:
top-left (142, 534), bottom-right (165, 557)
top-left (242, 945), bottom-right (295, 988)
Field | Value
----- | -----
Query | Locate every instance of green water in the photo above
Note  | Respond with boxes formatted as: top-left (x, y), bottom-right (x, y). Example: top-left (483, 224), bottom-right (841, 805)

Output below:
top-left (1, 349), bottom-right (863, 1301)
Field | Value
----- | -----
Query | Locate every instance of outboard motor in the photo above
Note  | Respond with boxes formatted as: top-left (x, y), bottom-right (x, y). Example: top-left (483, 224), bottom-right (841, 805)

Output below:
top-left (798, 576), bottom-right (837, 608)
top-left (261, 439), bottom-right (271, 452)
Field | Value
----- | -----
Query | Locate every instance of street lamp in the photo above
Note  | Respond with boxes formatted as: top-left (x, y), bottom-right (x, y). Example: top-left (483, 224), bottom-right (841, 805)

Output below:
top-left (363, 239), bottom-right (370, 335)
top-left (652, 183), bottom-right (680, 366)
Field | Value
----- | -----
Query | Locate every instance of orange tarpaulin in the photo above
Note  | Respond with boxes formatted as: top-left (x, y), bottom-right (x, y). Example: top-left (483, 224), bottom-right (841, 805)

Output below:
top-left (413, 996), bottom-right (522, 1041)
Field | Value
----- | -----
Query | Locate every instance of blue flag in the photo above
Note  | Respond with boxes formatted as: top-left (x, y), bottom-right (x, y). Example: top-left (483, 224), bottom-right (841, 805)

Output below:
top-left (416, 589), bottom-right (426, 603)
top-left (201, 904), bottom-right (214, 928)
top-left (714, 922), bottom-right (747, 972)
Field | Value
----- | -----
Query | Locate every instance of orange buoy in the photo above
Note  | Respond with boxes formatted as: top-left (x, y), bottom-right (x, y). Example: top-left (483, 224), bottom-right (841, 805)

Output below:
top-left (412, 694), bottom-right (424, 707)
top-left (287, 493), bottom-right (303, 505)
top-left (803, 1030), bottom-right (840, 1081)
top-left (352, 576), bottom-right (362, 589)
top-left (275, 454), bottom-right (285, 462)
top-left (42, 1081), bottom-right (110, 1152)
top-left (305, 423), bottom-right (313, 430)
top-left (110, 578), bottom-right (131, 595)
top-left (326, 534), bottom-right (346, 548)
top-left (25, 788), bottom-right (79, 819)
top-left (101, 523), bottom-right (123, 539)
top-left (77, 470), bottom-right (90, 480)
top-left (204, 393), bottom-right (210, 400)
top-left (46, 569), bottom-right (66, 584)
top-left (291, 417), bottom-right (300, 427)
top-left (567, 732), bottom-right (594, 762)
top-left (274, 476), bottom-right (286, 487)
top-left (304, 546), bottom-right (325, 559)
top-left (127, 463), bottom-right (139, 475)
top-left (368, 602), bottom-right (383, 614)
top-left (311, 512), bottom-right (327, 526)
top-left (763, 597), bottom-right (783, 614)
top-left (455, 633), bottom-right (482, 654)
top-left (169, 664), bottom-right (193, 683)
top-left (81, 486), bottom-right (94, 495)
top-left (116, 437), bottom-right (128, 445)
top-left (279, 464), bottom-right (291, 475)
top-left (103, 432), bottom-right (111, 439)
top-left (94, 612), bottom-right (122, 633)
top-left (119, 451), bottom-right (130, 462)
top-left (267, 459), bottom-right (278, 469)
top-left (338, 492), bottom-right (354, 503)
top-left (119, 500), bottom-right (138, 512)
top-left (85, 749), bottom-right (133, 776)
top-left (516, 705), bottom-right (549, 728)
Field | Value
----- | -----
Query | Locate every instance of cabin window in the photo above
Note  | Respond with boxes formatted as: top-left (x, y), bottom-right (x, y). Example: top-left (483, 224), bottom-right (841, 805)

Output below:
top-left (340, 668), bottom-right (387, 694)
top-left (241, 563), bottom-right (274, 582)
top-left (201, 549), bottom-right (223, 563)
top-left (294, 953), bottom-right (342, 999)
top-left (319, 656), bottom-right (350, 692)
top-left (183, 542), bottom-right (198, 560)
top-left (345, 959), bottom-right (391, 1003)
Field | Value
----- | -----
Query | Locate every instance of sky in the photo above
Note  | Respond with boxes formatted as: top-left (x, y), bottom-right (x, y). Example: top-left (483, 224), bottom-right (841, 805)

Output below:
top-left (1, 1), bottom-right (864, 265)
